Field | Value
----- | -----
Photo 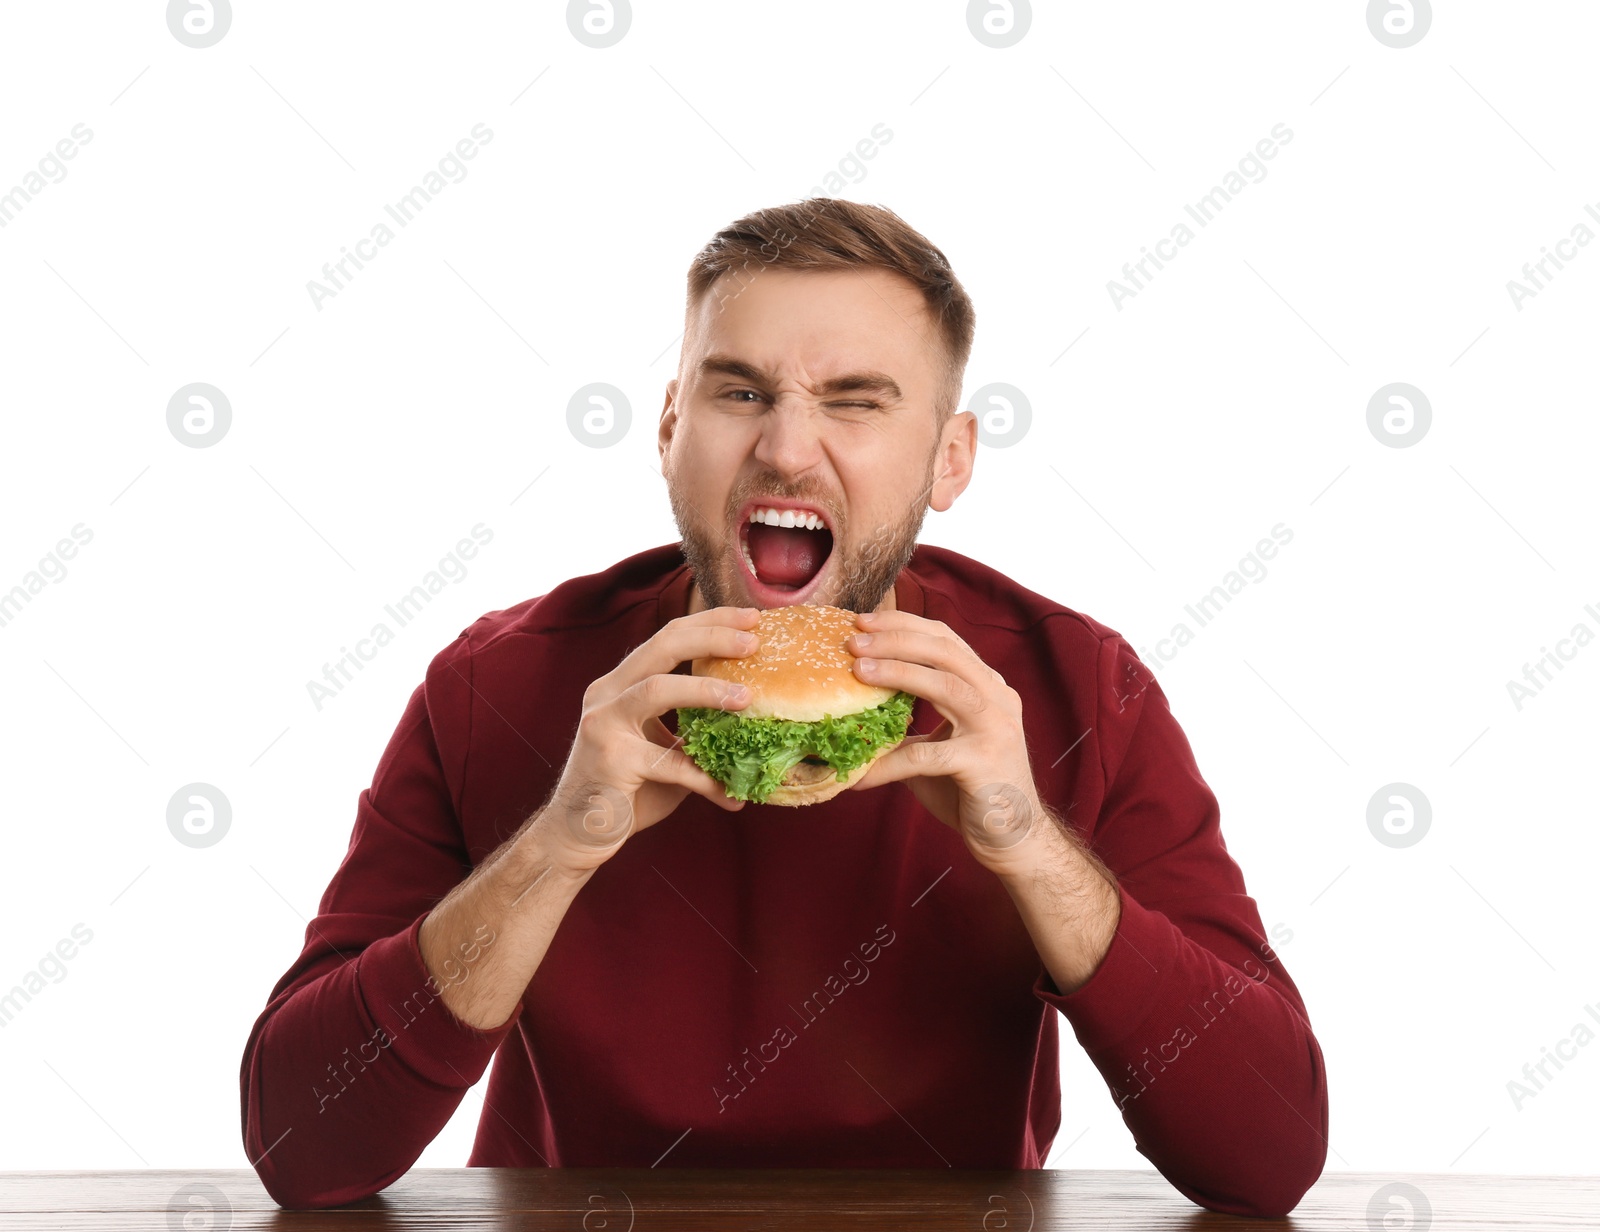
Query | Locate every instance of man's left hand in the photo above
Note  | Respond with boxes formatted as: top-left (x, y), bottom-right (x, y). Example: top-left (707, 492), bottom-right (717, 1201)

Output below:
top-left (846, 609), bottom-right (1122, 990)
top-left (844, 609), bottom-right (1047, 871)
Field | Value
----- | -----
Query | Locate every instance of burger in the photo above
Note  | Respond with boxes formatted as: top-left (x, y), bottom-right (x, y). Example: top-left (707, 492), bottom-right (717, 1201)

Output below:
top-left (676, 604), bottom-right (917, 806)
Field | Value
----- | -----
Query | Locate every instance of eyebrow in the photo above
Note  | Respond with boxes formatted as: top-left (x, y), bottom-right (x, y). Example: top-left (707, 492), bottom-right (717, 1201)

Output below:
top-left (697, 354), bottom-right (903, 401)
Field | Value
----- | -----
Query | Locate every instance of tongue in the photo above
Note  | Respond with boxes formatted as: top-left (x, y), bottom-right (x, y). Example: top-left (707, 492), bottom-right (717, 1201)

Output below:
top-left (747, 523), bottom-right (830, 589)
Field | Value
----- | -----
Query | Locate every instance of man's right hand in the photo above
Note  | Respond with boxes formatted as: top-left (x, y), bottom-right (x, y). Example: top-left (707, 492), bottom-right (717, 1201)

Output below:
top-left (418, 605), bottom-right (762, 1029)
top-left (536, 605), bottom-right (763, 872)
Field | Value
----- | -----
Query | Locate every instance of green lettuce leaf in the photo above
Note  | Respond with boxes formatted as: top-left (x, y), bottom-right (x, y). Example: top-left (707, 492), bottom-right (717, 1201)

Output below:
top-left (676, 690), bottom-right (916, 805)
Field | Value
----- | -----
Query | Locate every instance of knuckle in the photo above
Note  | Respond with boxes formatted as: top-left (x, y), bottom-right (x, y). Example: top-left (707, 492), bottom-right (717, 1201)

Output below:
top-left (637, 672), bottom-right (668, 703)
top-left (954, 675), bottom-right (986, 712)
top-left (575, 709), bottom-right (603, 740)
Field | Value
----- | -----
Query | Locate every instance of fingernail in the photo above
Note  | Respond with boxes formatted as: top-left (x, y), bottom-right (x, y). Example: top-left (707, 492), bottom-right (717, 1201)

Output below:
top-left (857, 658), bottom-right (877, 673)
top-left (725, 683), bottom-right (749, 701)
top-left (853, 633), bottom-right (873, 648)
top-left (736, 632), bottom-right (756, 648)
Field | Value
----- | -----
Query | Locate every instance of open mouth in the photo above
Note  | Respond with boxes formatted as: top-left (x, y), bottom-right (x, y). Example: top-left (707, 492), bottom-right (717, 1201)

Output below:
top-left (738, 503), bottom-right (835, 598)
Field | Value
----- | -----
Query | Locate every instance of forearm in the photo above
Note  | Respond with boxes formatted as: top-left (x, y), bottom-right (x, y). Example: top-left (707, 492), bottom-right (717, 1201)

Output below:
top-left (418, 807), bottom-right (595, 1030)
top-left (993, 808), bottom-right (1122, 995)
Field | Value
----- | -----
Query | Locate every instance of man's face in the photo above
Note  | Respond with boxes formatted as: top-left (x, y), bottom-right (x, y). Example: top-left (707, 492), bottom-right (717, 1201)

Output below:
top-left (659, 267), bottom-right (974, 613)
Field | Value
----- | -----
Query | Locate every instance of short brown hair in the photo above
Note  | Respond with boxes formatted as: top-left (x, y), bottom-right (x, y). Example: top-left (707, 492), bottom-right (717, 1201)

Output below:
top-left (685, 198), bottom-right (976, 420)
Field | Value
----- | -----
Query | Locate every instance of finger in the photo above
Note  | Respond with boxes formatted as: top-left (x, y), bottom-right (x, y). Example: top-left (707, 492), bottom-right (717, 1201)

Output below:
top-left (850, 736), bottom-right (962, 820)
top-left (848, 743), bottom-right (911, 791)
top-left (634, 734), bottom-right (746, 811)
top-left (856, 609), bottom-right (979, 657)
top-left (614, 671), bottom-right (752, 729)
top-left (639, 712), bottom-right (746, 816)
top-left (860, 716), bottom-right (953, 775)
top-left (845, 626), bottom-right (996, 687)
top-left (591, 607), bottom-right (763, 707)
top-left (850, 651), bottom-right (993, 722)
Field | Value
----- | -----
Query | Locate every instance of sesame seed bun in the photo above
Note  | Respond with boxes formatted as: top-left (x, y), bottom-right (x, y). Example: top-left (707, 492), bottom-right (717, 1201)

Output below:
top-left (691, 603), bottom-right (897, 722)
top-left (689, 603), bottom-right (904, 807)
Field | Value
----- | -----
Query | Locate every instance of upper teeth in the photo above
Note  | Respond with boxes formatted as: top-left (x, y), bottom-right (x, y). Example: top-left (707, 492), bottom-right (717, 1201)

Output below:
top-left (749, 505), bottom-right (826, 530)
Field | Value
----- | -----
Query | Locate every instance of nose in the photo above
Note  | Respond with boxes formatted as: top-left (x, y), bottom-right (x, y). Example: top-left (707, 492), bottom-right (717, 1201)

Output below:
top-left (751, 401), bottom-right (823, 480)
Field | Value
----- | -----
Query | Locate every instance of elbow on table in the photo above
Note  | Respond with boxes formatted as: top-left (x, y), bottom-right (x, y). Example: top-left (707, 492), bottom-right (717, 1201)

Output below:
top-left (1187, 1137), bottom-right (1327, 1219)
top-left (253, 1155), bottom-right (403, 1212)
top-left (1202, 1038), bottom-right (1331, 1216)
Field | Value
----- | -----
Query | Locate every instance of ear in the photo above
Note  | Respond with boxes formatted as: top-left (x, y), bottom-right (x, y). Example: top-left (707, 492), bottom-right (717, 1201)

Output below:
top-left (658, 377), bottom-right (679, 465)
top-left (928, 411), bottom-right (977, 513)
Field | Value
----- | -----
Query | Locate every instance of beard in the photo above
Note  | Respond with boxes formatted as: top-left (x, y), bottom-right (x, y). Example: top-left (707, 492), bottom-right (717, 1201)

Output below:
top-left (667, 449), bottom-right (935, 614)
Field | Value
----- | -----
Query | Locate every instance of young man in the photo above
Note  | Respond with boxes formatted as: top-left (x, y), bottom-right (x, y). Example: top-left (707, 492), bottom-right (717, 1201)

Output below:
top-left (241, 199), bottom-right (1328, 1217)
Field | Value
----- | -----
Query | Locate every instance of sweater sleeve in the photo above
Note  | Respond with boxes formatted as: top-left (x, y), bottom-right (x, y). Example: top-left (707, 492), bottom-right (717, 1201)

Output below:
top-left (239, 641), bottom-right (523, 1209)
top-left (1033, 635), bottom-right (1329, 1218)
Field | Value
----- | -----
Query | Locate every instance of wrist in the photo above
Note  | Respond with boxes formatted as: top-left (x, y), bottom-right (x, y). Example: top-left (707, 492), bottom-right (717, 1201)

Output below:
top-left (965, 783), bottom-right (1057, 879)
top-left (990, 813), bottom-right (1121, 993)
top-left (521, 804), bottom-right (619, 882)
top-left (528, 776), bottom-right (636, 873)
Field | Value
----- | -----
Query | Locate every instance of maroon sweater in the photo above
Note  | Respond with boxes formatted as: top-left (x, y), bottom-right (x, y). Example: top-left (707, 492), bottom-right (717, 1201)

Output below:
top-left (240, 543), bottom-right (1328, 1215)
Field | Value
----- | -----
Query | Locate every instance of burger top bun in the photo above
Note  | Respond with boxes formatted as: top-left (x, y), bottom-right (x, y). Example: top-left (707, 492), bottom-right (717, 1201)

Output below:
top-left (691, 603), bottom-right (897, 722)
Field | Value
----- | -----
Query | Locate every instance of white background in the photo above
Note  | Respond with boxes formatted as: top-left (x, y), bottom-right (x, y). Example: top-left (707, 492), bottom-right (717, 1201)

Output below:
top-left (1, 0), bottom-right (1595, 1195)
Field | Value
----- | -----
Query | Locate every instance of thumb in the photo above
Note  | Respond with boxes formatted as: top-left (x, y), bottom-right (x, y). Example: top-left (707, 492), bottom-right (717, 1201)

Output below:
top-left (851, 730), bottom-right (938, 790)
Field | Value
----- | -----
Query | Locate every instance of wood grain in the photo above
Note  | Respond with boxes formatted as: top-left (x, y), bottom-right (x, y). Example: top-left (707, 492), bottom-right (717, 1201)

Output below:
top-left (0, 1168), bottom-right (1594, 1230)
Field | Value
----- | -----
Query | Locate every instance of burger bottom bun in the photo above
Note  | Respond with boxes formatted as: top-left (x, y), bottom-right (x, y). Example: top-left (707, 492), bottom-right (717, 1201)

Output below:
top-left (760, 741), bottom-right (896, 808)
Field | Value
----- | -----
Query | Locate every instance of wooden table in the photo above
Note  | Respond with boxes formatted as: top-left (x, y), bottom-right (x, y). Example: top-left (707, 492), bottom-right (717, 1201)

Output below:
top-left (0, 1168), bottom-right (1594, 1230)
